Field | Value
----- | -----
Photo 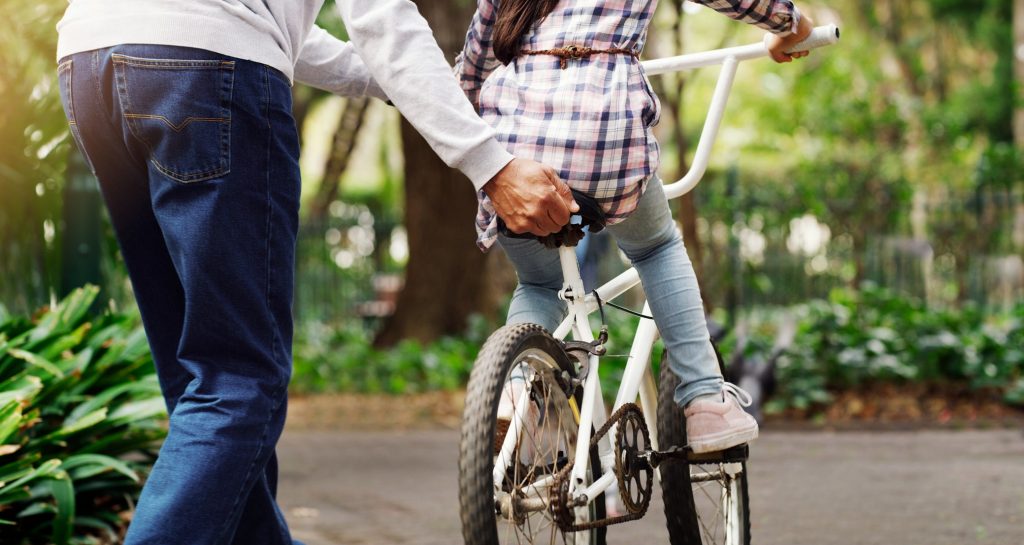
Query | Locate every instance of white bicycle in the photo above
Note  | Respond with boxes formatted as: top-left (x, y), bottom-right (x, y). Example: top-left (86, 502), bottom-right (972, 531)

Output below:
top-left (458, 26), bottom-right (840, 545)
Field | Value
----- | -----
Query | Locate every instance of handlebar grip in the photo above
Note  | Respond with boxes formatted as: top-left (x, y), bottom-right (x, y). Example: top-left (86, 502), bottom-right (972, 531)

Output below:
top-left (780, 24), bottom-right (841, 54)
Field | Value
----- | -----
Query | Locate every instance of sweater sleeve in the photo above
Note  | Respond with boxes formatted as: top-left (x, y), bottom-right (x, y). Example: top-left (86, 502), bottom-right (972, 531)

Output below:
top-left (688, 0), bottom-right (803, 35)
top-left (337, 0), bottom-right (514, 191)
top-left (294, 25), bottom-right (389, 101)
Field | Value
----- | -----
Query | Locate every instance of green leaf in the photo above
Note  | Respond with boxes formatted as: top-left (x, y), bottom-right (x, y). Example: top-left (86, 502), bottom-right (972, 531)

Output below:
top-left (0, 374), bottom-right (43, 407)
top-left (49, 474), bottom-right (75, 545)
top-left (37, 323), bottom-right (90, 364)
top-left (25, 307), bottom-right (61, 344)
top-left (120, 327), bottom-right (151, 363)
top-left (84, 323), bottom-right (125, 352)
top-left (0, 459), bottom-right (62, 501)
top-left (17, 500), bottom-right (53, 518)
top-left (107, 397), bottom-right (167, 426)
top-left (7, 348), bottom-right (64, 378)
top-left (56, 408), bottom-right (108, 437)
top-left (0, 452), bottom-right (41, 483)
top-left (65, 381), bottom-right (159, 425)
top-left (56, 286), bottom-right (100, 332)
top-left (0, 400), bottom-right (22, 445)
top-left (61, 454), bottom-right (139, 483)
top-left (72, 515), bottom-right (119, 541)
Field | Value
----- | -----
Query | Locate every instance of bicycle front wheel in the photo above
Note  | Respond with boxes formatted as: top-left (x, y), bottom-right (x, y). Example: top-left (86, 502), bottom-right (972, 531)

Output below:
top-left (657, 351), bottom-right (751, 545)
top-left (459, 323), bottom-right (606, 545)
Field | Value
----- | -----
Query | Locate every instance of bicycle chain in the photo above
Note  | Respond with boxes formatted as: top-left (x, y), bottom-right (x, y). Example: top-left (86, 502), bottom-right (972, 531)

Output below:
top-left (549, 402), bottom-right (652, 532)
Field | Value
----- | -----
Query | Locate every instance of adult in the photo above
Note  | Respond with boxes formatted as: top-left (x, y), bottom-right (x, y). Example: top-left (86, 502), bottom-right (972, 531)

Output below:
top-left (55, 1), bottom-right (577, 543)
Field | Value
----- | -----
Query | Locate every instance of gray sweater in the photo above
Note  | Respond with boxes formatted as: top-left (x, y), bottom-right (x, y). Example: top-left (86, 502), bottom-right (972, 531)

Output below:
top-left (56, 0), bottom-right (513, 190)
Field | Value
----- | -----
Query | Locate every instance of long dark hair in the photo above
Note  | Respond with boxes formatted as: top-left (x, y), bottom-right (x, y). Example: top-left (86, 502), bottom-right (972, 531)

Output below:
top-left (492, 0), bottom-right (560, 64)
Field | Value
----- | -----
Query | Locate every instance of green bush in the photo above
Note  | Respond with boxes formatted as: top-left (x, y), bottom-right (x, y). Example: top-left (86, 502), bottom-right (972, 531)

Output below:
top-left (290, 285), bottom-right (1024, 419)
top-left (754, 285), bottom-right (1024, 413)
top-left (291, 315), bottom-right (492, 394)
top-left (290, 306), bottom-right (659, 398)
top-left (0, 286), bottom-right (165, 544)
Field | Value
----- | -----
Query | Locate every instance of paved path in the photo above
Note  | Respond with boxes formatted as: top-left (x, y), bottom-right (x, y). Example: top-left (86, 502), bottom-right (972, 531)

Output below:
top-left (276, 429), bottom-right (1024, 545)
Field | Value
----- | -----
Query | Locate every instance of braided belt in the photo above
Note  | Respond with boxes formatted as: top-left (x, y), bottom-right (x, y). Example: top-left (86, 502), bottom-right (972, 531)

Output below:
top-left (520, 45), bottom-right (639, 69)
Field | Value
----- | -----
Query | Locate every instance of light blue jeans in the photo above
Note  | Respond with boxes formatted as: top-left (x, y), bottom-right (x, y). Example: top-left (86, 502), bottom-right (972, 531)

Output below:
top-left (498, 176), bottom-right (723, 407)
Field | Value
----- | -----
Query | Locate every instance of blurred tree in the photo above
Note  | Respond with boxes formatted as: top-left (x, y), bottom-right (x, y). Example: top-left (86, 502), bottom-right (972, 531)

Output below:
top-left (649, 1), bottom-right (703, 279)
top-left (0, 0), bottom-right (69, 313)
top-left (374, 0), bottom-right (511, 347)
top-left (308, 96), bottom-right (370, 220)
top-left (303, 1), bottom-right (374, 221)
top-left (647, 0), bottom-right (741, 311)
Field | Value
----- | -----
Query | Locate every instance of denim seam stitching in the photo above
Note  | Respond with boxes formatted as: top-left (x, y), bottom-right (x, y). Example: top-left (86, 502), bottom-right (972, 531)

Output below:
top-left (113, 57), bottom-right (233, 183)
top-left (111, 53), bottom-right (235, 70)
top-left (58, 59), bottom-right (76, 126)
top-left (212, 64), bottom-right (285, 545)
top-left (91, 51), bottom-right (104, 118)
top-left (223, 58), bottom-right (235, 180)
top-left (122, 113), bottom-right (228, 132)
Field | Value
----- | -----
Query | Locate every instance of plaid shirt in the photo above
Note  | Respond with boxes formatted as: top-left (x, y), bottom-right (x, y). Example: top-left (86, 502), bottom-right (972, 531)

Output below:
top-left (456, 0), bottom-right (802, 250)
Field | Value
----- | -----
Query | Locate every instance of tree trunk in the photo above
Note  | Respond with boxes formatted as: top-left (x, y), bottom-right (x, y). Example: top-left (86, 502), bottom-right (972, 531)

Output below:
top-left (374, 0), bottom-right (509, 347)
top-left (650, 1), bottom-right (712, 310)
top-left (308, 97), bottom-right (370, 221)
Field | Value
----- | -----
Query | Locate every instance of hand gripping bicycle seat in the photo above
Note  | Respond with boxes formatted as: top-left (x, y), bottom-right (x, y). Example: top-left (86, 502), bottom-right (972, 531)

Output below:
top-left (497, 188), bottom-right (607, 249)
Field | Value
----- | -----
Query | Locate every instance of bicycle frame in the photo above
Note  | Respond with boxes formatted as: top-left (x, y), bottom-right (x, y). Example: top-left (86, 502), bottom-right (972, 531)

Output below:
top-left (492, 25), bottom-right (841, 512)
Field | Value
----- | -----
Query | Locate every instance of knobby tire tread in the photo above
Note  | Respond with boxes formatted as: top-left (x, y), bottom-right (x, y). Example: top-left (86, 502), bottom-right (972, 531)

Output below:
top-left (657, 347), bottom-right (751, 545)
top-left (459, 324), bottom-right (606, 545)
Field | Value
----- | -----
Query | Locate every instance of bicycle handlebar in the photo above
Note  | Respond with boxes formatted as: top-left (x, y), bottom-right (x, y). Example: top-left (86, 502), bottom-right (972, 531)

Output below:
top-left (785, 24), bottom-right (841, 54)
top-left (639, 25), bottom-right (841, 199)
top-left (641, 24), bottom-right (840, 75)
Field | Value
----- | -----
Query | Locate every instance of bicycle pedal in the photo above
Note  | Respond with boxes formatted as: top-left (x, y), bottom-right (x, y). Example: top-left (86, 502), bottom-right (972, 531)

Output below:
top-left (641, 443), bottom-right (749, 467)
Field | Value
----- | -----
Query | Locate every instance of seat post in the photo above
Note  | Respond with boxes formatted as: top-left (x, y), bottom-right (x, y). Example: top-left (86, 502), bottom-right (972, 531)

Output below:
top-left (558, 245), bottom-right (587, 307)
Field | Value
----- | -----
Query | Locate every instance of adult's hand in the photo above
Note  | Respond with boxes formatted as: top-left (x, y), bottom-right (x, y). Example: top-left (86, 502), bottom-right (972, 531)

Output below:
top-left (483, 159), bottom-right (579, 236)
top-left (766, 13), bottom-right (815, 63)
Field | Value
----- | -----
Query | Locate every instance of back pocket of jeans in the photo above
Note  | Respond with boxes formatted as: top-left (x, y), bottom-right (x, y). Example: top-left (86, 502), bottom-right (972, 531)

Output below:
top-left (113, 54), bottom-right (234, 183)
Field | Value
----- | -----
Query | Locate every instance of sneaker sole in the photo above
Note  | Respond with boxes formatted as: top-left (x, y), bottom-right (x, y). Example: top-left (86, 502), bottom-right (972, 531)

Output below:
top-left (687, 425), bottom-right (759, 454)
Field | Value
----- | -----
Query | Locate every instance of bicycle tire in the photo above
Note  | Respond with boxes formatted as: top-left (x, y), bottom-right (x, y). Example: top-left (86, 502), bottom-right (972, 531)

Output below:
top-left (657, 348), bottom-right (751, 545)
top-left (459, 323), bottom-right (606, 545)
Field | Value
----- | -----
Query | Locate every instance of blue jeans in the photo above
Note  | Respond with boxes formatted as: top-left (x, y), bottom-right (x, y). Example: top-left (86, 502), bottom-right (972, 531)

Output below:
top-left (58, 46), bottom-right (300, 545)
top-left (498, 177), bottom-right (723, 406)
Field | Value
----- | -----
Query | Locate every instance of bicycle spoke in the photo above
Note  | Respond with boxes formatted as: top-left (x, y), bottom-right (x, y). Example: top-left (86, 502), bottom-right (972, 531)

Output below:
top-left (692, 463), bottom-right (729, 544)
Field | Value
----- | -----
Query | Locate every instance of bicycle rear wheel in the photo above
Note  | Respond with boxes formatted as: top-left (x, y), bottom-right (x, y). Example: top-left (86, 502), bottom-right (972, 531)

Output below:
top-left (459, 323), bottom-right (606, 545)
top-left (657, 350), bottom-right (751, 545)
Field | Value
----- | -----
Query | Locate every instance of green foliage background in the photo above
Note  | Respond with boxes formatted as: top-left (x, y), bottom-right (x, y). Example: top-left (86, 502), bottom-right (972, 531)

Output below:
top-left (0, 287), bottom-right (164, 544)
top-left (0, 0), bottom-right (69, 313)
top-left (0, 1), bottom-right (1022, 541)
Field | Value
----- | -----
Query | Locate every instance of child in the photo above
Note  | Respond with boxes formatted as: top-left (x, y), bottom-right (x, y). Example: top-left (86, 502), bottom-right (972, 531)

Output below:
top-left (456, 0), bottom-right (813, 453)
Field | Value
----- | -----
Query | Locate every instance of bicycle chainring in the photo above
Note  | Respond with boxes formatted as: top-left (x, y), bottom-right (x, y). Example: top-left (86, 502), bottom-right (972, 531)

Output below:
top-left (547, 402), bottom-right (652, 532)
top-left (614, 404), bottom-right (654, 516)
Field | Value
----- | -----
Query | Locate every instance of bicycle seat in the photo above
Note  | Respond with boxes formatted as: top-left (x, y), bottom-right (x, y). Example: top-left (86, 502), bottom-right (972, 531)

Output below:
top-left (497, 188), bottom-right (607, 249)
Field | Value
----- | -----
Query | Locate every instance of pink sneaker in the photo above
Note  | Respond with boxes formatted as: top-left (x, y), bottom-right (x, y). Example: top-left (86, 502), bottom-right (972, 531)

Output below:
top-left (684, 383), bottom-right (759, 454)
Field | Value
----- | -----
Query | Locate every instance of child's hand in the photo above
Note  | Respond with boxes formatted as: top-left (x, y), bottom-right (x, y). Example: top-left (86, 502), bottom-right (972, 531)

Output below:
top-left (766, 13), bottom-right (815, 63)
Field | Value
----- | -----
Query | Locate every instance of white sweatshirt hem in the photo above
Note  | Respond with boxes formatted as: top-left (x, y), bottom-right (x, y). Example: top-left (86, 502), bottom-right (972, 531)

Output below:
top-left (57, 12), bottom-right (296, 82)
